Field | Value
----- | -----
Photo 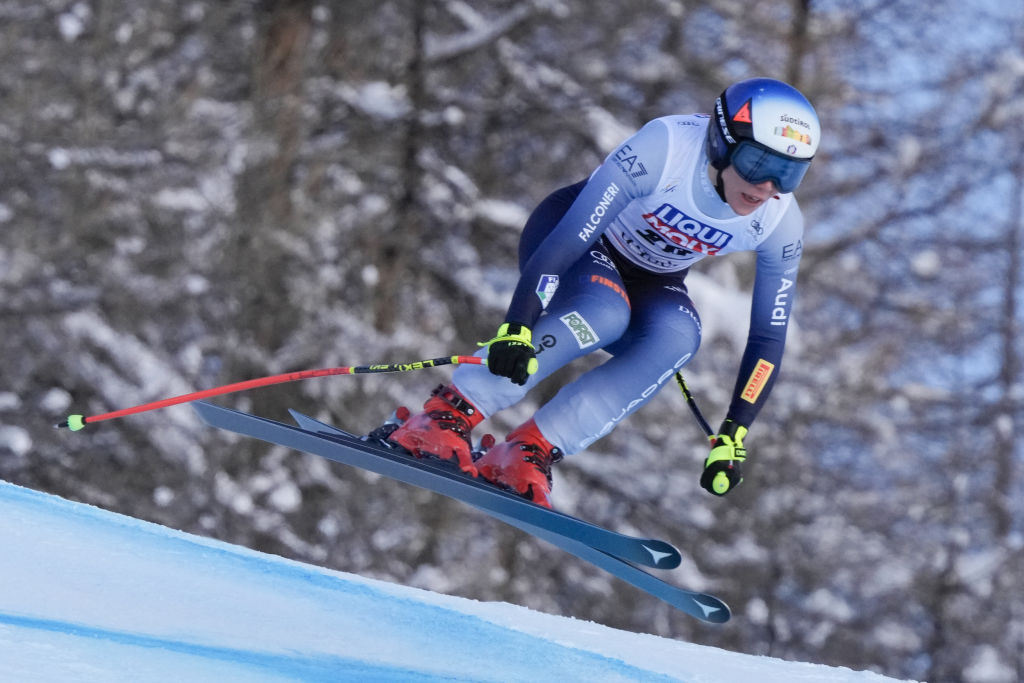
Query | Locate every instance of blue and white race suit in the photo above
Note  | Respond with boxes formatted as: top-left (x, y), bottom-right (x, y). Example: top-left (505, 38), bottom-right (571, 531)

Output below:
top-left (454, 114), bottom-right (804, 454)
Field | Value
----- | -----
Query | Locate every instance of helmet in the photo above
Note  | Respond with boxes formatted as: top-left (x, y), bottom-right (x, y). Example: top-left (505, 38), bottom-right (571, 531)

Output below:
top-left (706, 77), bottom-right (820, 193)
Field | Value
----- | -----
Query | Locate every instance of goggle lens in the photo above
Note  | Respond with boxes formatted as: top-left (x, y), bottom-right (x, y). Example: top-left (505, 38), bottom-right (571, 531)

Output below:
top-left (730, 141), bottom-right (811, 194)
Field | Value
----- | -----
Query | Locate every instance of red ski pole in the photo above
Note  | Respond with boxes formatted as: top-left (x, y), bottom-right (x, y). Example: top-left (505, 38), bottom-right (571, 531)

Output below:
top-left (57, 355), bottom-right (486, 431)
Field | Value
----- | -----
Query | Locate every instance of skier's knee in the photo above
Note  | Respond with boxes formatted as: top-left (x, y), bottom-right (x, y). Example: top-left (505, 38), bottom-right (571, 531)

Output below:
top-left (652, 307), bottom-right (702, 358)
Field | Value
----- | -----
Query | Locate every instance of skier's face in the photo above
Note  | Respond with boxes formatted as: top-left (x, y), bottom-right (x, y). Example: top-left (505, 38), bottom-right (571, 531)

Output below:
top-left (719, 165), bottom-right (778, 216)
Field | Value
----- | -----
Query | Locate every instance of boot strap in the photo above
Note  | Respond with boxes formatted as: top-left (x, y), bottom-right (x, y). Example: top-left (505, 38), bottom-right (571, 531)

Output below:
top-left (431, 384), bottom-right (477, 417)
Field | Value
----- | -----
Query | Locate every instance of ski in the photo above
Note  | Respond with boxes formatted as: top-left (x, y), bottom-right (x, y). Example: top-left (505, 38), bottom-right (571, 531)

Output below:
top-left (194, 401), bottom-right (679, 569)
top-left (281, 412), bottom-right (728, 624)
top-left (479, 506), bottom-right (731, 623)
top-left (193, 401), bottom-right (730, 623)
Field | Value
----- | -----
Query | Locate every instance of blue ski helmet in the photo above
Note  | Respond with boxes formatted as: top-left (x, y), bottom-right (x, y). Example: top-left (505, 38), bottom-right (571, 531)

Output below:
top-left (706, 77), bottom-right (820, 193)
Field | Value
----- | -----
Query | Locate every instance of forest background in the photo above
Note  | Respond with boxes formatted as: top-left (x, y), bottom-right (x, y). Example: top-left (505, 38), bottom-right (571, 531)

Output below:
top-left (2, 1), bottom-right (1022, 681)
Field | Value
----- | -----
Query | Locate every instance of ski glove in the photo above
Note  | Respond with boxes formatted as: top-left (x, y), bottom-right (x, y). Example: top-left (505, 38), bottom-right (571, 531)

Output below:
top-left (480, 322), bottom-right (538, 386)
top-left (701, 419), bottom-right (748, 496)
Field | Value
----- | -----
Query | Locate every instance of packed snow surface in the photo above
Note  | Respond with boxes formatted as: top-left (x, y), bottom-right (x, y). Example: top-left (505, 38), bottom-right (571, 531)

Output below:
top-left (0, 481), bottom-right (910, 682)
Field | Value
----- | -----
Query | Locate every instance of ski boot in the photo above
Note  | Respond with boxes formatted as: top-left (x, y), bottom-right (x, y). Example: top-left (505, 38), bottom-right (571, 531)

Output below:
top-left (381, 384), bottom-right (484, 476)
top-left (475, 419), bottom-right (563, 508)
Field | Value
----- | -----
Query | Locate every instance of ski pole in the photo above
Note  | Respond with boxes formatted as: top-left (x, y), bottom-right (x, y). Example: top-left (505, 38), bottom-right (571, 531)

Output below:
top-left (56, 355), bottom-right (486, 431)
top-left (674, 372), bottom-right (715, 440)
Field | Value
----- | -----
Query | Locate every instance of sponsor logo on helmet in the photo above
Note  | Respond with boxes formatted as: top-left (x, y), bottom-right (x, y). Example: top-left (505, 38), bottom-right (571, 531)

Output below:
top-left (732, 100), bottom-right (752, 123)
top-left (774, 124), bottom-right (812, 146)
top-left (780, 114), bottom-right (812, 129)
top-left (715, 97), bottom-right (735, 144)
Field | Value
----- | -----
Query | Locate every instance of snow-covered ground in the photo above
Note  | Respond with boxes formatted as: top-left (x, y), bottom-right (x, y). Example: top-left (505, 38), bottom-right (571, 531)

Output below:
top-left (0, 480), bottom-right (912, 682)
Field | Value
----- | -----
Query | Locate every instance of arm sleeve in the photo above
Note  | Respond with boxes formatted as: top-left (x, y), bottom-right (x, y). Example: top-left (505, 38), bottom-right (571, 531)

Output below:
top-left (725, 200), bottom-right (805, 429)
top-left (503, 119), bottom-right (670, 326)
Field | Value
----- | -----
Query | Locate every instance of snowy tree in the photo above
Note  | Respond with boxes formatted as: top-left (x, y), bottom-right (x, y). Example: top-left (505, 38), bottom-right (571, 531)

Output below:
top-left (1, 1), bottom-right (1022, 679)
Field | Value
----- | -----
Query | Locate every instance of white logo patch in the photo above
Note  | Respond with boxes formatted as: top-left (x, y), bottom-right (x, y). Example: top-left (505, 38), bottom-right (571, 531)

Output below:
top-left (560, 311), bottom-right (599, 349)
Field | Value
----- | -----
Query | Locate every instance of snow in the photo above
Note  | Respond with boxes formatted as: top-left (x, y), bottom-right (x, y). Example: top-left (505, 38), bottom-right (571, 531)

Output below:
top-left (964, 645), bottom-right (1018, 683)
top-left (0, 480), bottom-right (913, 682)
top-left (339, 81), bottom-right (411, 120)
top-left (909, 250), bottom-right (941, 279)
top-left (474, 198), bottom-right (531, 229)
top-left (0, 427), bottom-right (31, 457)
top-left (154, 187), bottom-right (208, 212)
top-left (57, 4), bottom-right (90, 43)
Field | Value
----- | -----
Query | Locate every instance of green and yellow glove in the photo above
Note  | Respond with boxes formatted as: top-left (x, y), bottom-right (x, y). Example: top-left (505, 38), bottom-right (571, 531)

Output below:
top-left (480, 323), bottom-right (538, 386)
top-left (700, 419), bottom-right (748, 496)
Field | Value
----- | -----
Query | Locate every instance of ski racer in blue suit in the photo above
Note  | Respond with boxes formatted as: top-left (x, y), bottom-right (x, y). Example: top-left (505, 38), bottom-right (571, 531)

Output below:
top-left (385, 78), bottom-right (821, 508)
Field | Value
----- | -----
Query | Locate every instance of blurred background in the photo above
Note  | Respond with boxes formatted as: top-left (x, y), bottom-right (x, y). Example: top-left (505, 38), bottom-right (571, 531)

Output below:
top-left (2, 1), bottom-right (1022, 680)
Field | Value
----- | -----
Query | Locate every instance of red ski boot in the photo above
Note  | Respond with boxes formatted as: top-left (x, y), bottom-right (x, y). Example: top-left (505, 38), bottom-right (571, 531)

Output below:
top-left (475, 419), bottom-right (563, 508)
top-left (386, 384), bottom-right (483, 476)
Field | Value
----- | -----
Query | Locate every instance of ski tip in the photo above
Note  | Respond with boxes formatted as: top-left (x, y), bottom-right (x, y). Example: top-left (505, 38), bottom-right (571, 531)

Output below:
top-left (708, 603), bottom-right (733, 624)
top-left (691, 596), bottom-right (732, 624)
top-left (641, 541), bottom-right (682, 570)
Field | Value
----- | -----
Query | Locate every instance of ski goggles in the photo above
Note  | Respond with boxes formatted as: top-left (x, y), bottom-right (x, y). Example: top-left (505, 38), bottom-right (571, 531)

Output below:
top-left (729, 140), bottom-right (812, 194)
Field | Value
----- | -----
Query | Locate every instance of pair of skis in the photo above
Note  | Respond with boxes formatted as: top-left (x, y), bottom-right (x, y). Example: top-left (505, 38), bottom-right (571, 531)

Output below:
top-left (193, 401), bottom-right (730, 624)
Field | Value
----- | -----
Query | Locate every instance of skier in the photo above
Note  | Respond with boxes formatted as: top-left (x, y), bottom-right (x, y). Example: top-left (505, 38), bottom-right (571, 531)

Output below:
top-left (383, 77), bottom-right (820, 508)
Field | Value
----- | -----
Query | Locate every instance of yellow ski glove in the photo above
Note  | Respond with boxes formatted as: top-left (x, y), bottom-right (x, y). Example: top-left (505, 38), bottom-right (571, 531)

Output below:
top-left (701, 419), bottom-right (748, 496)
top-left (480, 323), bottom-right (538, 386)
